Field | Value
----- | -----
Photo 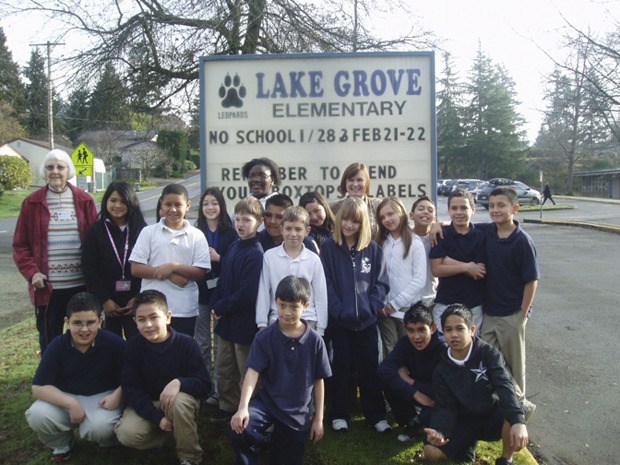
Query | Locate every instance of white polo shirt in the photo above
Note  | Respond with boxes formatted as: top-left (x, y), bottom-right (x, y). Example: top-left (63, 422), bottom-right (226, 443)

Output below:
top-left (130, 219), bottom-right (211, 318)
top-left (255, 243), bottom-right (328, 335)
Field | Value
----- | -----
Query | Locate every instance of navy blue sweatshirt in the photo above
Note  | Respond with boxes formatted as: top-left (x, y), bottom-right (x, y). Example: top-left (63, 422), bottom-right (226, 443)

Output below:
top-left (431, 337), bottom-right (525, 438)
top-left (377, 331), bottom-right (444, 400)
top-left (121, 328), bottom-right (210, 425)
top-left (320, 238), bottom-right (389, 331)
top-left (211, 235), bottom-right (263, 345)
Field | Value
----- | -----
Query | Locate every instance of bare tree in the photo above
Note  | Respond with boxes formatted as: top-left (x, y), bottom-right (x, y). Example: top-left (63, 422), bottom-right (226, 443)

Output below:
top-left (536, 28), bottom-right (614, 193)
top-left (130, 146), bottom-right (170, 179)
top-left (2, 0), bottom-right (434, 111)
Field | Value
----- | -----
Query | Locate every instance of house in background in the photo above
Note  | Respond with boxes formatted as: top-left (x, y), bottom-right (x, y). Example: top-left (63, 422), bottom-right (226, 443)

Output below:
top-left (1, 138), bottom-right (107, 189)
top-left (76, 130), bottom-right (162, 180)
top-left (575, 167), bottom-right (620, 199)
top-left (0, 144), bottom-right (25, 159)
top-left (3, 138), bottom-right (74, 187)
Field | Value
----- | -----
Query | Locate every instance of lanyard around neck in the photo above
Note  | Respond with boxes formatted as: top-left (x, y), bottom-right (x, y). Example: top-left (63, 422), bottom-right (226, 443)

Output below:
top-left (104, 221), bottom-right (129, 279)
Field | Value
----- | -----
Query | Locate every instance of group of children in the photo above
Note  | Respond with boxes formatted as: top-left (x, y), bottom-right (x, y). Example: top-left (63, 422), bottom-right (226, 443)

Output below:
top-left (26, 174), bottom-right (538, 465)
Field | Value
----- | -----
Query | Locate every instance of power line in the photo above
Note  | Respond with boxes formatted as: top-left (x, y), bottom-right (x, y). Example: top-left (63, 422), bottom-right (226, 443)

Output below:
top-left (30, 41), bottom-right (64, 149)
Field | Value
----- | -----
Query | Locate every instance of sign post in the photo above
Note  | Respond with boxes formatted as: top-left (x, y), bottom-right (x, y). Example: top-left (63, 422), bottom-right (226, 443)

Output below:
top-left (199, 52), bottom-right (436, 206)
top-left (71, 143), bottom-right (95, 191)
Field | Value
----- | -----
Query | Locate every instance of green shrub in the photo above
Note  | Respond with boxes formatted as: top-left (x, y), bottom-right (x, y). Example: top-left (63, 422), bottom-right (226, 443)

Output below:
top-left (0, 156), bottom-right (32, 197)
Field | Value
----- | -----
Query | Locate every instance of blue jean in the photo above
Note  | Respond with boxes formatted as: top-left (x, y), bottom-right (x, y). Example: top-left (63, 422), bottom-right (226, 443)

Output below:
top-left (230, 398), bottom-right (307, 465)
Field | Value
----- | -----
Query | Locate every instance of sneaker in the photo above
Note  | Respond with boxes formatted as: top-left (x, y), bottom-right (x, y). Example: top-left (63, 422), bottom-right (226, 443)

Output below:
top-left (51, 446), bottom-right (72, 462)
top-left (209, 408), bottom-right (233, 423)
top-left (179, 460), bottom-right (199, 465)
top-left (374, 419), bottom-right (392, 433)
top-left (522, 399), bottom-right (537, 421)
top-left (52, 437), bottom-right (74, 462)
top-left (396, 417), bottom-right (422, 442)
top-left (205, 394), bottom-right (219, 407)
top-left (495, 458), bottom-right (513, 465)
top-left (331, 419), bottom-right (349, 432)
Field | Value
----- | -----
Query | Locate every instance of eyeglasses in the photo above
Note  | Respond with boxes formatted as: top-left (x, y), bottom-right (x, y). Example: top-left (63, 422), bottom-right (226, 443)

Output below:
top-left (70, 320), bottom-right (99, 329)
top-left (45, 164), bottom-right (67, 172)
top-left (248, 173), bottom-right (271, 180)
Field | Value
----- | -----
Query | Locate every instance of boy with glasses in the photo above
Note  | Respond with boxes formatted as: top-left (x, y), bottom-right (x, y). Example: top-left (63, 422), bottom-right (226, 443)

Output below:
top-left (25, 292), bottom-right (126, 462)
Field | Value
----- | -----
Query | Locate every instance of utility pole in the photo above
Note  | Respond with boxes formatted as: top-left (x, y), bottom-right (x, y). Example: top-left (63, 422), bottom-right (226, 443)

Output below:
top-left (30, 41), bottom-right (64, 149)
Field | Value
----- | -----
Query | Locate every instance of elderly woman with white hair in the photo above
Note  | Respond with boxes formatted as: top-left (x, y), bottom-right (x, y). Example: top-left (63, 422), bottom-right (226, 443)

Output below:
top-left (13, 149), bottom-right (98, 353)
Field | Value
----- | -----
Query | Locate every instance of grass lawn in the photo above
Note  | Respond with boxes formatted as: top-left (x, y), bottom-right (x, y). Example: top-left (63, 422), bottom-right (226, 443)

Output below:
top-left (0, 320), bottom-right (538, 465)
top-left (0, 189), bottom-right (38, 218)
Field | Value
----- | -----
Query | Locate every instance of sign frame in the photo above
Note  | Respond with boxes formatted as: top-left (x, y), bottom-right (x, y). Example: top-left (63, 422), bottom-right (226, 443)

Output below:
top-left (199, 51), bottom-right (437, 206)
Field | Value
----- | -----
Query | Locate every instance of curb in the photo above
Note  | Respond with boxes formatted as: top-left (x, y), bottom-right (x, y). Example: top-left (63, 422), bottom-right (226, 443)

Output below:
top-left (524, 218), bottom-right (620, 234)
top-left (554, 195), bottom-right (620, 206)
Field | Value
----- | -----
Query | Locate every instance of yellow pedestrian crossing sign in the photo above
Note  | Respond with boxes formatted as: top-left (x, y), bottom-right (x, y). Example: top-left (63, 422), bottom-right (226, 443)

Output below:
top-left (71, 143), bottom-right (95, 177)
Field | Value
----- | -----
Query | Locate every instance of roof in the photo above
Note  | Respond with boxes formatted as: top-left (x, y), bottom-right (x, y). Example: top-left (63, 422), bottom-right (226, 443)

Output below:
top-left (7, 138), bottom-right (73, 155)
top-left (575, 168), bottom-right (620, 177)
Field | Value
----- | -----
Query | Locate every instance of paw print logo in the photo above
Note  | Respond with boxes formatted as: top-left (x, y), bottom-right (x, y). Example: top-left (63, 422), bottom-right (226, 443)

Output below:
top-left (219, 73), bottom-right (246, 108)
top-left (361, 257), bottom-right (372, 274)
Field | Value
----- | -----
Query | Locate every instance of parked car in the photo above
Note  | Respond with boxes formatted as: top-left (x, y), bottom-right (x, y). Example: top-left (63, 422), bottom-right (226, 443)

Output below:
top-left (436, 179), bottom-right (449, 195)
top-left (452, 179), bottom-right (485, 197)
top-left (475, 178), bottom-right (541, 208)
top-left (438, 179), bottom-right (458, 196)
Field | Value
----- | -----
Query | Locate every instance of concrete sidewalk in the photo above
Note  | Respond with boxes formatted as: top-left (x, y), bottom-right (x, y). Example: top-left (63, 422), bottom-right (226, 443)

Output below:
top-left (522, 195), bottom-right (620, 234)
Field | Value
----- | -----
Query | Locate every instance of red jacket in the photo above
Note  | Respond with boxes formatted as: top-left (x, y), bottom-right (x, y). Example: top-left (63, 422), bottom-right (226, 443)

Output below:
top-left (13, 184), bottom-right (98, 305)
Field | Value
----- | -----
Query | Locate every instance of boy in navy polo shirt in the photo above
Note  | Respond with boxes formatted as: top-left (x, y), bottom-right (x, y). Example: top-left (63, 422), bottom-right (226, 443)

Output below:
top-left (480, 187), bottom-right (539, 416)
top-left (430, 188), bottom-right (486, 337)
top-left (230, 276), bottom-right (331, 465)
top-left (26, 292), bottom-right (125, 462)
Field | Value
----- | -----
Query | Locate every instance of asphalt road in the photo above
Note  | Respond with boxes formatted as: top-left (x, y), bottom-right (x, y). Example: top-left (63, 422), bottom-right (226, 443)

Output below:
top-left (1, 190), bottom-right (619, 464)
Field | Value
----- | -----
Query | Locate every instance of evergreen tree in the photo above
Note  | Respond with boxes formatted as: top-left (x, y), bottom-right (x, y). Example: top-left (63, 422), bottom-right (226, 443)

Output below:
top-left (0, 27), bottom-right (27, 125)
top-left (88, 63), bottom-right (131, 130)
top-left (61, 82), bottom-right (91, 142)
top-left (24, 49), bottom-right (49, 138)
top-left (0, 101), bottom-right (27, 144)
top-left (436, 51), bottom-right (465, 178)
top-left (460, 48), bottom-right (527, 179)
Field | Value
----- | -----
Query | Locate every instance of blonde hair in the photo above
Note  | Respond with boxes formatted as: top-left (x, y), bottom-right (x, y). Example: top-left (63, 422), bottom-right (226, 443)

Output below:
top-left (234, 197), bottom-right (263, 220)
top-left (376, 196), bottom-right (413, 258)
top-left (334, 197), bottom-right (372, 250)
top-left (282, 206), bottom-right (309, 227)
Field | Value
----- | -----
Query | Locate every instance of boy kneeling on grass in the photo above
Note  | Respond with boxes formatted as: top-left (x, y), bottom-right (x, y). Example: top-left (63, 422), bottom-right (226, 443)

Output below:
top-left (230, 276), bottom-right (332, 465)
top-left (114, 290), bottom-right (210, 465)
top-left (26, 292), bottom-right (126, 462)
top-left (423, 304), bottom-right (528, 465)
top-left (377, 302), bottom-right (444, 443)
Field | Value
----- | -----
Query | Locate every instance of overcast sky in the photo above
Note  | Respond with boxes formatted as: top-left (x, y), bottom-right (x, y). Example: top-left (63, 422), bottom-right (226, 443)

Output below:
top-left (3, 0), bottom-right (619, 143)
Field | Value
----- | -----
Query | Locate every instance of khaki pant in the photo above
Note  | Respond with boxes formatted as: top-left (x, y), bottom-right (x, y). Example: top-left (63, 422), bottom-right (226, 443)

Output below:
top-left (26, 390), bottom-right (120, 451)
top-left (378, 314), bottom-right (406, 357)
top-left (480, 311), bottom-right (527, 400)
top-left (215, 335), bottom-right (250, 413)
top-left (114, 392), bottom-right (202, 463)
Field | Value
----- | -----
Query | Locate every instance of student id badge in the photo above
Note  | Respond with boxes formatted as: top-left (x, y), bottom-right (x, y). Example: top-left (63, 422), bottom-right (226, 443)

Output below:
top-left (115, 280), bottom-right (132, 292)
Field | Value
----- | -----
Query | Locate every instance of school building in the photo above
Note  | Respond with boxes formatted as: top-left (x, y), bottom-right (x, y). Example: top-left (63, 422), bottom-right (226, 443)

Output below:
top-left (575, 167), bottom-right (620, 199)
